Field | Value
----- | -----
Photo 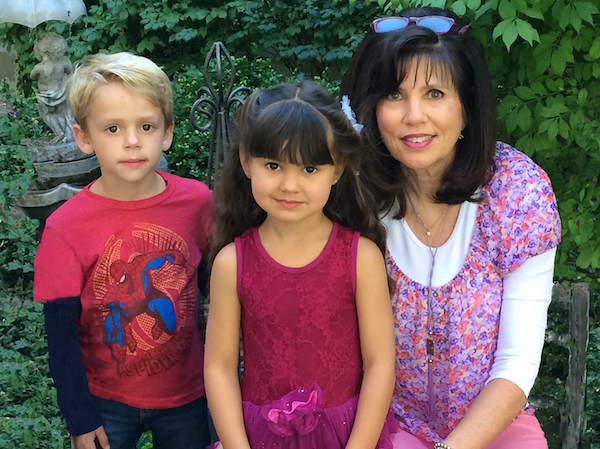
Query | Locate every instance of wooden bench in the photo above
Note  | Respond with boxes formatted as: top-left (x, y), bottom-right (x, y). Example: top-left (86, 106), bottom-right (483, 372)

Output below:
top-left (530, 282), bottom-right (590, 449)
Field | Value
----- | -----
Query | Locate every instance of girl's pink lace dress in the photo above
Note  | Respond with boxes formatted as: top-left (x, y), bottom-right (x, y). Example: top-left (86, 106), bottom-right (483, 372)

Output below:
top-left (228, 223), bottom-right (397, 448)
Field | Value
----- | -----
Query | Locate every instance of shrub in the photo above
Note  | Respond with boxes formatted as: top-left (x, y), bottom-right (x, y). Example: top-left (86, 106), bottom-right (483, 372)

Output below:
top-left (586, 326), bottom-right (600, 444)
top-left (0, 82), bottom-right (42, 296)
top-left (0, 144), bottom-right (38, 294)
top-left (0, 300), bottom-right (69, 449)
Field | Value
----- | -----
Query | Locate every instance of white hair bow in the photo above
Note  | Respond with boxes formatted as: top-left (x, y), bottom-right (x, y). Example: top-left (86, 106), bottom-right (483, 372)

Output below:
top-left (341, 95), bottom-right (364, 132)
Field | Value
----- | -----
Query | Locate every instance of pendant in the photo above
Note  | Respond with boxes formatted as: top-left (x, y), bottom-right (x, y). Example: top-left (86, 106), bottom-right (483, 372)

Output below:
top-left (426, 230), bottom-right (431, 236)
top-left (427, 338), bottom-right (435, 356)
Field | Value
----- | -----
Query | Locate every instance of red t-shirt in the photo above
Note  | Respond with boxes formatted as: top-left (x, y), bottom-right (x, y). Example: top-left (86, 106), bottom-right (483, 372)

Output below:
top-left (34, 171), bottom-right (213, 408)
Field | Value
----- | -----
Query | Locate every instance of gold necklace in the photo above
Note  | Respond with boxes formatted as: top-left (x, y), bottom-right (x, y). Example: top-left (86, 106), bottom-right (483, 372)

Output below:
top-left (407, 192), bottom-right (451, 419)
top-left (409, 200), bottom-right (451, 237)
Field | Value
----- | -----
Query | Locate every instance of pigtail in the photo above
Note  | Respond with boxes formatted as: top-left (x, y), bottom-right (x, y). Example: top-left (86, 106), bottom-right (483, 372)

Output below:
top-left (323, 124), bottom-right (392, 292)
top-left (324, 125), bottom-right (387, 259)
top-left (211, 94), bottom-right (267, 261)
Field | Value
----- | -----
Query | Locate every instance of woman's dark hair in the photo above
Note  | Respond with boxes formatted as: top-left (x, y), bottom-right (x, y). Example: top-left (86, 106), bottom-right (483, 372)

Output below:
top-left (212, 80), bottom-right (387, 259)
top-left (341, 6), bottom-right (497, 218)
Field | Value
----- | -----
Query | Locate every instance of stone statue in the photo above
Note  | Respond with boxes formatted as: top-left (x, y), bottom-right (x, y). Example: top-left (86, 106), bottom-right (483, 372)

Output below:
top-left (17, 33), bottom-right (169, 227)
top-left (18, 32), bottom-right (99, 218)
top-left (30, 32), bottom-right (76, 142)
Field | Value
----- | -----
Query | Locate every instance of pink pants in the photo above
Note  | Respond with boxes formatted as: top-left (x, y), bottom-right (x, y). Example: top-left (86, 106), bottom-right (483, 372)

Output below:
top-left (391, 414), bottom-right (547, 449)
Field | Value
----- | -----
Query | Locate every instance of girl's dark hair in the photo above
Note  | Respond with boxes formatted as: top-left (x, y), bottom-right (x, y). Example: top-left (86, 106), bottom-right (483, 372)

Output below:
top-left (212, 80), bottom-right (387, 259)
top-left (340, 6), bottom-right (497, 218)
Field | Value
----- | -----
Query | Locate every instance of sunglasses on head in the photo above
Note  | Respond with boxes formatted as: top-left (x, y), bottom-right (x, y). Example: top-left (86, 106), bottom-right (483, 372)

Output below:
top-left (372, 16), bottom-right (463, 34)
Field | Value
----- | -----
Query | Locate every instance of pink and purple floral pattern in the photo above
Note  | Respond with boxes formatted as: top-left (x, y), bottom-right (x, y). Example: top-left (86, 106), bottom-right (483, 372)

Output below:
top-left (388, 143), bottom-right (561, 443)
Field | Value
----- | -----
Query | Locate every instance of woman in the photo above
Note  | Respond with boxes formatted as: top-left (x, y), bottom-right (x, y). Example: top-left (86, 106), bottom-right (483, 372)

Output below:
top-left (341, 7), bottom-right (561, 449)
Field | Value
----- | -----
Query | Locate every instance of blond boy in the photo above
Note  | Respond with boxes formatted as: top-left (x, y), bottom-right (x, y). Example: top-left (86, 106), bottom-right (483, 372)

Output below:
top-left (34, 53), bottom-right (212, 449)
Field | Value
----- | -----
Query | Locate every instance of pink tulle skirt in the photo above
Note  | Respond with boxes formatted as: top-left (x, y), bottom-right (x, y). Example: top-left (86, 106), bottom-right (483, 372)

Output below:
top-left (208, 384), bottom-right (398, 449)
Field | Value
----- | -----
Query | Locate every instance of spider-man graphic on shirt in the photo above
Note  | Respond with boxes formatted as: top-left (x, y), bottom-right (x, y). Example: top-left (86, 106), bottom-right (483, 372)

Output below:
top-left (93, 222), bottom-right (196, 376)
top-left (103, 251), bottom-right (185, 361)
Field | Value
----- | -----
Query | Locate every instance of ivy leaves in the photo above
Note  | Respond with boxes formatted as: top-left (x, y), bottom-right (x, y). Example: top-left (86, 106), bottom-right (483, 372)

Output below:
top-left (223, 0), bottom-right (380, 76)
top-left (0, 301), bottom-right (69, 449)
top-left (479, 0), bottom-right (600, 279)
top-left (489, 0), bottom-right (541, 50)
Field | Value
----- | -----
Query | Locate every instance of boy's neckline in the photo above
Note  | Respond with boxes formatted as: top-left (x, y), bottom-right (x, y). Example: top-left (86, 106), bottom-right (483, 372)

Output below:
top-left (83, 171), bottom-right (173, 209)
top-left (87, 170), bottom-right (169, 202)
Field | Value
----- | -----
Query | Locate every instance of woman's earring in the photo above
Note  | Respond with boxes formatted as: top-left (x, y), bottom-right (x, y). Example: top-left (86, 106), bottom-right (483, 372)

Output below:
top-left (333, 179), bottom-right (339, 185)
top-left (458, 133), bottom-right (464, 140)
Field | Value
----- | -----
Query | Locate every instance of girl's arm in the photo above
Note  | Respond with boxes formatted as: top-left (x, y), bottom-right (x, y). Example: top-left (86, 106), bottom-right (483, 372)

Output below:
top-left (204, 243), bottom-right (252, 449)
top-left (345, 237), bottom-right (396, 449)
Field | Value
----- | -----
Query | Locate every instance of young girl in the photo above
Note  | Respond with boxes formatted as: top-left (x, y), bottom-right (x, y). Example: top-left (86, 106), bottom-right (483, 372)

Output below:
top-left (204, 81), bottom-right (397, 449)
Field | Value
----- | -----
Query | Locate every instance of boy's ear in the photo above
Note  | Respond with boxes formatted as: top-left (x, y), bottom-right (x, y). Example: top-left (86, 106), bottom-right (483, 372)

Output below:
top-left (72, 124), bottom-right (94, 155)
top-left (162, 123), bottom-right (174, 152)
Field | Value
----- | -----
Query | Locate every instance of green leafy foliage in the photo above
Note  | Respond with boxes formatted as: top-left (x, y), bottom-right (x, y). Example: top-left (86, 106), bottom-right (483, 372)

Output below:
top-left (0, 0), bottom-right (238, 94)
top-left (484, 1), bottom-right (600, 288)
top-left (170, 65), bottom-right (212, 180)
top-left (0, 300), bottom-right (69, 449)
top-left (0, 82), bottom-right (41, 294)
top-left (0, 80), bottom-right (49, 144)
top-left (0, 0), bottom-right (384, 94)
top-left (586, 325), bottom-right (600, 444)
top-left (222, 0), bottom-right (382, 76)
top-left (0, 0), bottom-right (599, 447)
top-left (0, 144), bottom-right (38, 293)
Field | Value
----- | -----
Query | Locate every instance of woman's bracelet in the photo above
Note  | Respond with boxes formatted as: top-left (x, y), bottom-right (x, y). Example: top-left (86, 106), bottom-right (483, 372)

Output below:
top-left (433, 443), bottom-right (453, 449)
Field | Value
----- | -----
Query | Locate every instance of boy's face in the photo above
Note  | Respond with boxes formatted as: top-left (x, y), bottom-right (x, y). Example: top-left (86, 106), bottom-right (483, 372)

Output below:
top-left (73, 81), bottom-right (173, 200)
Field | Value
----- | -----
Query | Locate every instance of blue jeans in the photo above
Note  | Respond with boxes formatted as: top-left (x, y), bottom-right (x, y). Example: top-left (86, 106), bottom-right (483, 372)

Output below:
top-left (94, 395), bottom-right (210, 449)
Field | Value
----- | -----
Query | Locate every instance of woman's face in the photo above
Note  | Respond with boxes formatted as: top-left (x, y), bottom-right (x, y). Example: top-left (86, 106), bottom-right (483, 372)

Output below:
top-left (376, 59), bottom-right (465, 179)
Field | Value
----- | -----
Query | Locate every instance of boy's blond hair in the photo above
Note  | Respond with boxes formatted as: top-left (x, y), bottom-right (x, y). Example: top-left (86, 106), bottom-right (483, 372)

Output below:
top-left (69, 52), bottom-right (174, 130)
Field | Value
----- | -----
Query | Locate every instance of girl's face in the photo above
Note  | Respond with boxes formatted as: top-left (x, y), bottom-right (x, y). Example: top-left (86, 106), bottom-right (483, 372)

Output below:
top-left (241, 152), bottom-right (343, 225)
top-left (375, 59), bottom-right (465, 181)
